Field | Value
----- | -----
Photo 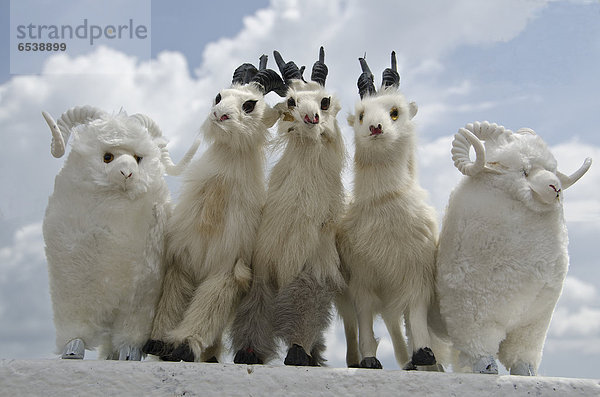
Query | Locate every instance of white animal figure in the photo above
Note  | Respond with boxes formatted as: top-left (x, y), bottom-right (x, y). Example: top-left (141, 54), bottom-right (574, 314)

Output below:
top-left (231, 47), bottom-right (346, 366)
top-left (436, 121), bottom-right (592, 375)
top-left (142, 57), bottom-right (286, 362)
top-left (336, 52), bottom-right (439, 370)
top-left (42, 106), bottom-right (200, 360)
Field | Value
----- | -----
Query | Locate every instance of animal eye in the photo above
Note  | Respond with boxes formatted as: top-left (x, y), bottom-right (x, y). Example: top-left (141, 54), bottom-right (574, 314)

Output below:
top-left (390, 107), bottom-right (399, 121)
top-left (243, 100), bottom-right (258, 113)
top-left (359, 112), bottom-right (364, 124)
top-left (215, 93), bottom-right (222, 105)
top-left (287, 97), bottom-right (296, 108)
top-left (522, 169), bottom-right (529, 177)
top-left (103, 153), bottom-right (114, 163)
top-left (134, 155), bottom-right (143, 164)
top-left (321, 97), bottom-right (331, 111)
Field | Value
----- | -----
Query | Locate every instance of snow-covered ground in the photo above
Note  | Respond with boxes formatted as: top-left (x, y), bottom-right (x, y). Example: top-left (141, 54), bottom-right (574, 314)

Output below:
top-left (1, 359), bottom-right (599, 396)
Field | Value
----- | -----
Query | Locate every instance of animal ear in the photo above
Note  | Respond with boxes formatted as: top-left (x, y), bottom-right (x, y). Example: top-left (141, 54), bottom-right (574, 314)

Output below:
top-left (263, 106), bottom-right (280, 128)
top-left (347, 114), bottom-right (356, 127)
top-left (409, 102), bottom-right (418, 120)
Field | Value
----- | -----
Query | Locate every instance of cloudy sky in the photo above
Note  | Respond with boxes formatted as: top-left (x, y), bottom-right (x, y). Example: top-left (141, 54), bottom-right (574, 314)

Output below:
top-left (0, 0), bottom-right (599, 379)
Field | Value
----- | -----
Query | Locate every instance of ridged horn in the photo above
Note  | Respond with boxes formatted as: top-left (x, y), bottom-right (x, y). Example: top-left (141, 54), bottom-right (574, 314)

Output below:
top-left (310, 46), bottom-right (328, 86)
top-left (232, 63), bottom-right (259, 85)
top-left (42, 106), bottom-right (106, 158)
top-left (131, 114), bottom-right (201, 176)
top-left (381, 51), bottom-right (400, 89)
top-left (273, 50), bottom-right (303, 84)
top-left (451, 121), bottom-right (509, 176)
top-left (357, 57), bottom-right (376, 99)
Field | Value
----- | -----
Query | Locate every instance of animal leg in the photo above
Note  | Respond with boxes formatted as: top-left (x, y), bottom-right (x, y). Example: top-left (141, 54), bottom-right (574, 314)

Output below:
top-left (498, 320), bottom-right (549, 376)
top-left (382, 310), bottom-right (410, 368)
top-left (406, 299), bottom-right (436, 366)
top-left (118, 345), bottom-right (142, 361)
top-left (273, 274), bottom-right (335, 366)
top-left (473, 355), bottom-right (499, 374)
top-left (355, 300), bottom-right (381, 369)
top-left (335, 290), bottom-right (360, 368)
top-left (167, 271), bottom-right (243, 361)
top-left (231, 279), bottom-right (277, 364)
top-left (61, 338), bottom-right (85, 359)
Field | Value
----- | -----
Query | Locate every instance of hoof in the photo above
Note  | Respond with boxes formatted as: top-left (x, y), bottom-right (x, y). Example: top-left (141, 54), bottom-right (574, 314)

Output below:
top-left (473, 355), bottom-right (498, 374)
top-left (61, 338), bottom-right (85, 359)
top-left (204, 356), bottom-right (219, 363)
top-left (142, 339), bottom-right (169, 356)
top-left (412, 347), bottom-right (436, 366)
top-left (403, 361), bottom-right (418, 371)
top-left (166, 342), bottom-right (195, 362)
top-left (359, 356), bottom-right (383, 369)
top-left (348, 364), bottom-right (361, 368)
top-left (510, 361), bottom-right (536, 376)
top-left (234, 347), bottom-right (263, 365)
top-left (119, 346), bottom-right (142, 361)
top-left (284, 344), bottom-right (311, 366)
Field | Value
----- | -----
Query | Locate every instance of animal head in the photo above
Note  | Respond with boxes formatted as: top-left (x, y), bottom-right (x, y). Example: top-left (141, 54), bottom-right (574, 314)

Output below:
top-left (42, 106), bottom-right (200, 199)
top-left (347, 52), bottom-right (419, 163)
top-left (272, 47), bottom-right (342, 143)
top-left (203, 55), bottom-right (285, 150)
top-left (452, 121), bottom-right (592, 212)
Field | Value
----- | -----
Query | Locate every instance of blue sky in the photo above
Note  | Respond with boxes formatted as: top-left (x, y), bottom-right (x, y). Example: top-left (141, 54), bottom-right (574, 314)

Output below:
top-left (0, 0), bottom-right (599, 379)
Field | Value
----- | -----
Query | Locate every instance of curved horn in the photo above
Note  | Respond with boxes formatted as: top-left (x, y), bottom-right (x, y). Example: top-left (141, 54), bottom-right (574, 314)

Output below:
top-left (310, 46), bottom-right (328, 86)
top-left (42, 106), bottom-right (105, 158)
top-left (273, 50), bottom-right (303, 84)
top-left (251, 68), bottom-right (287, 97)
top-left (357, 57), bottom-right (376, 99)
top-left (232, 63), bottom-right (259, 85)
top-left (381, 51), bottom-right (400, 89)
top-left (131, 114), bottom-right (201, 176)
top-left (452, 127), bottom-right (487, 176)
top-left (558, 157), bottom-right (592, 190)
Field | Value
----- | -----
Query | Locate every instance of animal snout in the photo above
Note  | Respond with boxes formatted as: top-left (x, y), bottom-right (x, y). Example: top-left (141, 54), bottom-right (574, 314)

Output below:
top-left (120, 170), bottom-right (133, 179)
top-left (529, 169), bottom-right (562, 204)
top-left (214, 111), bottom-right (230, 122)
top-left (549, 184), bottom-right (562, 197)
top-left (369, 124), bottom-right (383, 136)
top-left (304, 113), bottom-right (319, 124)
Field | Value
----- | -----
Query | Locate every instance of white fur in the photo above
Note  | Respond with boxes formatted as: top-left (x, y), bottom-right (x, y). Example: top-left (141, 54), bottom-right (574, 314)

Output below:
top-left (436, 122), bottom-right (592, 374)
top-left (151, 83), bottom-right (278, 360)
top-left (43, 109), bottom-right (172, 358)
top-left (337, 87), bottom-right (438, 368)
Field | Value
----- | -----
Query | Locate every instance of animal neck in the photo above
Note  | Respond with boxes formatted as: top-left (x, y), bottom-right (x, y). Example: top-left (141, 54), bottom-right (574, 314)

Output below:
top-left (207, 139), bottom-right (266, 180)
top-left (353, 151), bottom-right (415, 202)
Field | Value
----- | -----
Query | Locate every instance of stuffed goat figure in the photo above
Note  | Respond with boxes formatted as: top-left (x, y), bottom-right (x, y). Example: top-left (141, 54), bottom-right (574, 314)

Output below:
top-left (436, 121), bottom-right (592, 375)
top-left (336, 52), bottom-right (439, 370)
top-left (231, 47), bottom-right (346, 366)
top-left (42, 106), bottom-right (200, 360)
top-left (143, 57), bottom-right (286, 362)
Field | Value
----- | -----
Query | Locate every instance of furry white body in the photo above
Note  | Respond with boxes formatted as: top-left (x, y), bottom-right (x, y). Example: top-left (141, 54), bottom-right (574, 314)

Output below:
top-left (232, 77), bottom-right (345, 365)
top-left (337, 89), bottom-right (438, 368)
top-left (43, 112), bottom-right (172, 358)
top-left (436, 122), bottom-right (591, 374)
top-left (150, 83), bottom-right (277, 361)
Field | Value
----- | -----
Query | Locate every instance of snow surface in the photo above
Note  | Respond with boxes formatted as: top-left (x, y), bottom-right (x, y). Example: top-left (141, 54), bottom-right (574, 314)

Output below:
top-left (1, 359), bottom-right (599, 396)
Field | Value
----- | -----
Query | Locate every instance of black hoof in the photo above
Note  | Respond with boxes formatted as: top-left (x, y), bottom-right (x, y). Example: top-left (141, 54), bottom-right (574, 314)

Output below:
top-left (403, 361), bottom-right (418, 371)
top-left (360, 356), bottom-right (383, 369)
top-left (142, 339), bottom-right (169, 356)
top-left (204, 356), bottom-right (218, 363)
top-left (160, 342), bottom-right (194, 362)
top-left (348, 364), bottom-right (361, 368)
top-left (234, 348), bottom-right (263, 365)
top-left (412, 347), bottom-right (436, 366)
top-left (284, 344), bottom-right (311, 366)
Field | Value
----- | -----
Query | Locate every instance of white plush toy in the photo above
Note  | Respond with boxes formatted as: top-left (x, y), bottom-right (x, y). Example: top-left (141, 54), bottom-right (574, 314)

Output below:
top-left (436, 121), bottom-right (591, 375)
top-left (143, 57), bottom-right (285, 362)
top-left (231, 47), bottom-right (346, 366)
top-left (42, 106), bottom-right (200, 360)
top-left (336, 52), bottom-right (439, 370)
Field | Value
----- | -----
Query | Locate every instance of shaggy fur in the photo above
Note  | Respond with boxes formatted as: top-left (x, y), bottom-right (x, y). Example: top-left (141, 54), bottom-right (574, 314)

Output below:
top-left (148, 83), bottom-right (278, 361)
top-left (337, 85), bottom-right (439, 369)
top-left (436, 121), bottom-right (592, 375)
top-left (231, 79), bottom-right (346, 365)
top-left (43, 109), bottom-right (175, 359)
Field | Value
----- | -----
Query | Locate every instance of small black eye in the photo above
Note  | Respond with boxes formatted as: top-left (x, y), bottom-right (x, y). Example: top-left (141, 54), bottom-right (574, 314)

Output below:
top-left (321, 97), bottom-right (330, 111)
top-left (390, 107), bottom-right (399, 121)
top-left (215, 93), bottom-right (222, 105)
top-left (522, 169), bottom-right (529, 177)
top-left (103, 153), bottom-right (114, 163)
top-left (287, 97), bottom-right (296, 108)
top-left (134, 155), bottom-right (143, 164)
top-left (243, 100), bottom-right (258, 113)
top-left (359, 112), bottom-right (364, 124)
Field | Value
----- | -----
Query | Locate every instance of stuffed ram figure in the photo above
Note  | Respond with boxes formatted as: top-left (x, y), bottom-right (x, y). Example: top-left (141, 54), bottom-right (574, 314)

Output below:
top-left (42, 106), bottom-right (200, 360)
top-left (436, 121), bottom-right (592, 375)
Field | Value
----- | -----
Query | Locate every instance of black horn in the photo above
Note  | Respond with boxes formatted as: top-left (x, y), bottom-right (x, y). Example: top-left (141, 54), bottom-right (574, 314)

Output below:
top-left (252, 68), bottom-right (287, 97)
top-left (273, 50), bottom-right (304, 84)
top-left (310, 46), bottom-right (328, 86)
top-left (232, 63), bottom-right (259, 85)
top-left (381, 51), bottom-right (400, 89)
top-left (357, 57), bottom-right (376, 99)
